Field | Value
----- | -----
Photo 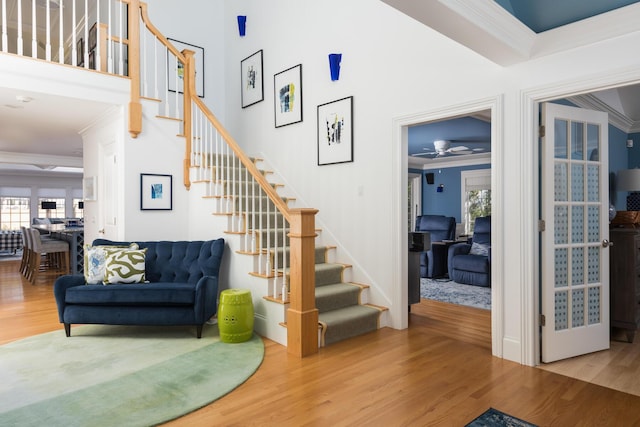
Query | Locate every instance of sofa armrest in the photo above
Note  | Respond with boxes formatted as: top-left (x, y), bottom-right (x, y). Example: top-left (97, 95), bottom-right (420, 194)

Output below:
top-left (53, 274), bottom-right (86, 322)
top-left (193, 275), bottom-right (220, 323)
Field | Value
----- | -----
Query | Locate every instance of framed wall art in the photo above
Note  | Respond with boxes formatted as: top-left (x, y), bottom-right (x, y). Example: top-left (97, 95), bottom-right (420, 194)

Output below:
top-left (140, 174), bottom-right (173, 211)
top-left (167, 38), bottom-right (205, 98)
top-left (274, 64), bottom-right (302, 128)
top-left (317, 96), bottom-right (354, 166)
top-left (241, 49), bottom-right (264, 108)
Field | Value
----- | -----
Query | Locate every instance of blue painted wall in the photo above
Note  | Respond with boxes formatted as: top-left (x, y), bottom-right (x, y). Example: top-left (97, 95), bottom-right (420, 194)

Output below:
top-left (420, 164), bottom-right (491, 223)
top-left (609, 126), bottom-right (631, 210)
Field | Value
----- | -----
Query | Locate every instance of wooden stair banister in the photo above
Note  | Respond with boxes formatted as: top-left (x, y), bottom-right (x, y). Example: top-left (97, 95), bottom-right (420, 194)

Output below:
top-left (183, 49), bottom-right (196, 190)
top-left (128, 0), bottom-right (142, 139)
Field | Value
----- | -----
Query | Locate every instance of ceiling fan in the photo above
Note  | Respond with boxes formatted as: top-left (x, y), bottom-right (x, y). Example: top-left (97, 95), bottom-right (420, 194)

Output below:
top-left (414, 139), bottom-right (489, 158)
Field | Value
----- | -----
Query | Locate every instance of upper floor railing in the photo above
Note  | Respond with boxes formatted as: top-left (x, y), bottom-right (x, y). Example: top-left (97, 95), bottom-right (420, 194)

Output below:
top-left (0, 0), bottom-right (319, 357)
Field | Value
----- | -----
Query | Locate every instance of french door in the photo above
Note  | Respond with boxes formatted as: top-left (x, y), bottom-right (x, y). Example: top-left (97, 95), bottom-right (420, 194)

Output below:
top-left (540, 102), bottom-right (610, 363)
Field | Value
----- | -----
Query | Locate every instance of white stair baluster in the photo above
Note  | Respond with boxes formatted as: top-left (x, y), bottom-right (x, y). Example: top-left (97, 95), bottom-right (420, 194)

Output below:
top-left (282, 215), bottom-right (288, 301)
top-left (83, 0), bottom-right (88, 67)
top-left (32, 0), bottom-right (37, 58)
top-left (16, 0), bottom-right (23, 56)
top-left (118, 0), bottom-right (123, 74)
top-left (95, 0), bottom-right (99, 69)
top-left (1, 0), bottom-right (7, 53)
top-left (58, 0), bottom-right (64, 64)
top-left (107, 0), bottom-right (113, 73)
top-left (45, 0), bottom-right (51, 61)
top-left (71, 0), bottom-right (76, 65)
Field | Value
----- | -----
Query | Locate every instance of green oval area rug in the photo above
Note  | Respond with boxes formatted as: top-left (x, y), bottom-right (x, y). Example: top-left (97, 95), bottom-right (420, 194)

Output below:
top-left (0, 325), bottom-right (264, 427)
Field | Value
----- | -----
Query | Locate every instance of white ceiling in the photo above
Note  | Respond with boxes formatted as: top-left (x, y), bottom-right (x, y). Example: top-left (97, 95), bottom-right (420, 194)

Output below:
top-left (0, 87), bottom-right (113, 172)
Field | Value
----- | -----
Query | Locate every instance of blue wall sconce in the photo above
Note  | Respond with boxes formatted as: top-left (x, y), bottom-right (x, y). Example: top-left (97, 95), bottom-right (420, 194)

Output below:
top-left (328, 53), bottom-right (342, 81)
top-left (237, 16), bottom-right (247, 37)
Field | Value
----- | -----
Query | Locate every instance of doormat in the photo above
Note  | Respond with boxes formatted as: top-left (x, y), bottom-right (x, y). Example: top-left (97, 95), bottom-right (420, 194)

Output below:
top-left (466, 408), bottom-right (537, 427)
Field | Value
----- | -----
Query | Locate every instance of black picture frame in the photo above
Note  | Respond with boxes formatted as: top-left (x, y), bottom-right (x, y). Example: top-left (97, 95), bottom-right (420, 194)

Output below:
top-left (167, 38), bottom-right (205, 98)
top-left (317, 96), bottom-right (354, 166)
top-left (77, 38), bottom-right (84, 67)
top-left (274, 64), bottom-right (303, 128)
top-left (89, 22), bottom-right (97, 51)
top-left (140, 174), bottom-right (173, 211)
top-left (241, 49), bottom-right (264, 108)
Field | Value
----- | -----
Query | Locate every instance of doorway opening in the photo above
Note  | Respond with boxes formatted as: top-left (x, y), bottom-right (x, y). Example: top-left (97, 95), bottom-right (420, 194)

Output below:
top-left (526, 77), bottom-right (640, 392)
top-left (392, 96), bottom-right (503, 358)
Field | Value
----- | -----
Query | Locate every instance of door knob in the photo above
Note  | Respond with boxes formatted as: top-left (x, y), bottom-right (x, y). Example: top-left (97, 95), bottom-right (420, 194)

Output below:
top-left (602, 239), bottom-right (613, 248)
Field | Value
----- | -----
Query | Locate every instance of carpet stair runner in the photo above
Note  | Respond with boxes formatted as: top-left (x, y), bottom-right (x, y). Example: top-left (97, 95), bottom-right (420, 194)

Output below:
top-left (195, 157), bottom-right (386, 347)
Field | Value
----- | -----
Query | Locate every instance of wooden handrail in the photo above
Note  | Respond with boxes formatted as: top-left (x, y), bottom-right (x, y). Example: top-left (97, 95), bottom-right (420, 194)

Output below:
top-left (138, 2), bottom-right (187, 66)
top-left (191, 94), bottom-right (293, 221)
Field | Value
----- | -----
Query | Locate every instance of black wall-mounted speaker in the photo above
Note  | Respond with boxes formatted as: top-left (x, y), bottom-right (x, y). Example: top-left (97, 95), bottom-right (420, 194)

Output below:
top-left (425, 173), bottom-right (434, 185)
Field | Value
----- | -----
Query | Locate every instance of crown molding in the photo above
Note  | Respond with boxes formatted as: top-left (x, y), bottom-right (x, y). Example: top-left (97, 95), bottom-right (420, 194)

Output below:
top-left (567, 94), bottom-right (636, 133)
top-left (0, 151), bottom-right (83, 168)
top-left (381, 0), bottom-right (640, 67)
top-left (408, 153), bottom-right (491, 169)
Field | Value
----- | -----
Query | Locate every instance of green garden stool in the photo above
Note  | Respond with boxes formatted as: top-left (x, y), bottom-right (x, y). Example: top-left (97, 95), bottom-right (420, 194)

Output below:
top-left (218, 289), bottom-right (254, 343)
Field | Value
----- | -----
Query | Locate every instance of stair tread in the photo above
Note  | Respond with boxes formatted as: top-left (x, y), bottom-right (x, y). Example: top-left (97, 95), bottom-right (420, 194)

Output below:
top-left (318, 305), bottom-right (381, 346)
top-left (318, 304), bottom-right (380, 325)
top-left (315, 283), bottom-right (361, 312)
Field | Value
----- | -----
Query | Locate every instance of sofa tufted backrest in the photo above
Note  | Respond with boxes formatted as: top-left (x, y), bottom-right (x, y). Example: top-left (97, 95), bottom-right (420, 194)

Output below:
top-left (92, 238), bottom-right (225, 284)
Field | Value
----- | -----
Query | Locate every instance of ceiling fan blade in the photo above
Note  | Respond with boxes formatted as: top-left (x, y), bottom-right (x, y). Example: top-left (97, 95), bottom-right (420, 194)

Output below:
top-left (412, 152), bottom-right (436, 157)
top-left (448, 146), bottom-right (470, 152)
top-left (450, 150), bottom-right (473, 155)
top-left (449, 138), bottom-right (491, 144)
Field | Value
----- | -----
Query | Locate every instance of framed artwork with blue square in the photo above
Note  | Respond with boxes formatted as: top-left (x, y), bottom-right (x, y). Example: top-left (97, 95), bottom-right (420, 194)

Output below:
top-left (140, 174), bottom-right (172, 211)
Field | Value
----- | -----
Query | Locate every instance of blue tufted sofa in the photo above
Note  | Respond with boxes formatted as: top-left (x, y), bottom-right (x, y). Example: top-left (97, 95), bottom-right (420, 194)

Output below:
top-left (54, 238), bottom-right (225, 338)
top-left (415, 215), bottom-right (456, 278)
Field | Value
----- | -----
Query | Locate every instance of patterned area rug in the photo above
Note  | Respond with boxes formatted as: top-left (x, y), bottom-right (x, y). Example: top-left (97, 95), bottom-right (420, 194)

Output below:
top-left (420, 278), bottom-right (491, 310)
top-left (466, 407), bottom-right (537, 426)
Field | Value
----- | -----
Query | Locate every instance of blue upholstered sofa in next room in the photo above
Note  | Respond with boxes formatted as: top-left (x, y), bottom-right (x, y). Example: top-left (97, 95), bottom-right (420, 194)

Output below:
top-left (54, 238), bottom-right (225, 338)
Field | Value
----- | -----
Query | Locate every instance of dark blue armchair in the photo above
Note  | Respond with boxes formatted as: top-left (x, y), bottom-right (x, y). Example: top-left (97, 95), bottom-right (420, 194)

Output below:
top-left (415, 215), bottom-right (456, 278)
top-left (448, 216), bottom-right (491, 287)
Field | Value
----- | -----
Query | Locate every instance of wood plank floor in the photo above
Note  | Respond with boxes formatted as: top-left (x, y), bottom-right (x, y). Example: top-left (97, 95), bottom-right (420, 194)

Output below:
top-left (2, 258), bottom-right (640, 426)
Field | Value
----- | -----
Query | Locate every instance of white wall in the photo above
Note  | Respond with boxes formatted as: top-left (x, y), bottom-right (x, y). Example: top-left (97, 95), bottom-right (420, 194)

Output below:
top-left (217, 0), bottom-right (640, 364)
top-left (146, 0), bottom-right (226, 124)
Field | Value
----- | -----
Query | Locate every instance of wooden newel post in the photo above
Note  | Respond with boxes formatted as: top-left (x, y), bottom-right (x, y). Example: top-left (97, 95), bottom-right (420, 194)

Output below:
top-left (287, 208), bottom-right (319, 357)
top-left (182, 49), bottom-right (196, 190)
top-left (127, 0), bottom-right (142, 139)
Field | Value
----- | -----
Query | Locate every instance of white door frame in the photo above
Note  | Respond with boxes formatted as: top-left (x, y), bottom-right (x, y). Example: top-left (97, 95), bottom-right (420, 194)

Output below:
top-left (409, 173), bottom-right (422, 232)
top-left (522, 70), bottom-right (640, 366)
top-left (391, 95), bottom-right (504, 358)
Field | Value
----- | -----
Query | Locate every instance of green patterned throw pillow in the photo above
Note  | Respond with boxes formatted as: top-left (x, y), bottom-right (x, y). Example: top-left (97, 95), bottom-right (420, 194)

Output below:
top-left (103, 247), bottom-right (148, 284)
top-left (84, 243), bottom-right (139, 284)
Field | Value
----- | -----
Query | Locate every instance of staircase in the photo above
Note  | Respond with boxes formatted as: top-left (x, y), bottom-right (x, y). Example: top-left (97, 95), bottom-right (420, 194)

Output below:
top-left (189, 154), bottom-right (388, 347)
top-left (0, 0), bottom-right (388, 354)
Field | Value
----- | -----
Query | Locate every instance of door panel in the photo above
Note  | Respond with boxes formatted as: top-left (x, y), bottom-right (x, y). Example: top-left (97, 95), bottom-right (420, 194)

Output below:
top-left (541, 102), bottom-right (610, 363)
